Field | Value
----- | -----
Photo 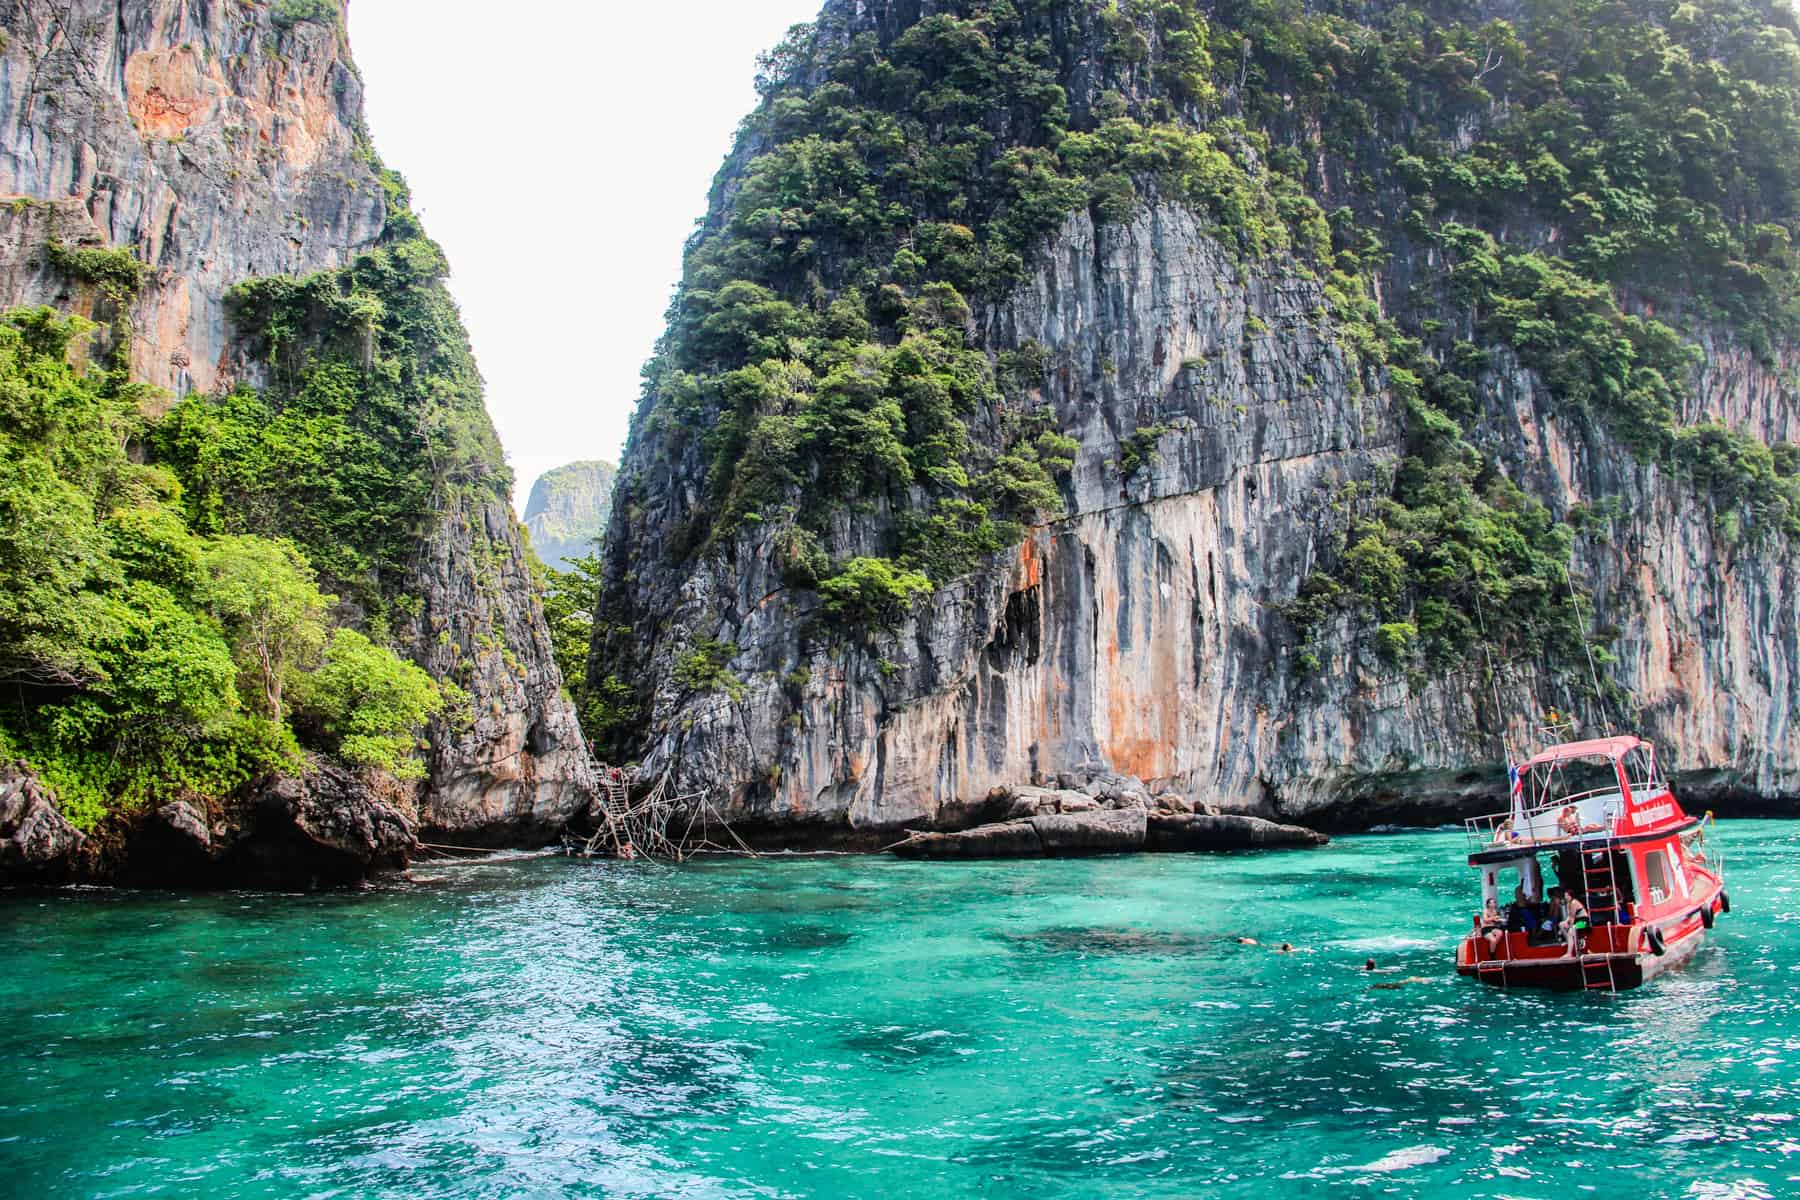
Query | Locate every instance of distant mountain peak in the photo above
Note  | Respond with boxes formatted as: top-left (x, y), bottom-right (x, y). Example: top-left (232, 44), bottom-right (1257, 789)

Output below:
top-left (526, 460), bottom-right (619, 569)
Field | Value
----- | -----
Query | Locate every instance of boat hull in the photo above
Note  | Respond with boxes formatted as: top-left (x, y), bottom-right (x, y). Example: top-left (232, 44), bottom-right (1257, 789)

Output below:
top-left (1455, 905), bottom-right (1716, 992)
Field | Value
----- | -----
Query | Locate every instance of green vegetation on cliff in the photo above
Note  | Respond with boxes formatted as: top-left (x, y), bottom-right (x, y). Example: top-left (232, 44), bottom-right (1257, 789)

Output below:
top-left (633, 0), bottom-right (1330, 605)
top-left (592, 0), bottom-right (1800, 759)
top-left (0, 165), bottom-right (501, 831)
top-left (0, 308), bottom-right (456, 829)
top-left (155, 169), bottom-right (508, 622)
top-left (1221, 0), bottom-right (1800, 667)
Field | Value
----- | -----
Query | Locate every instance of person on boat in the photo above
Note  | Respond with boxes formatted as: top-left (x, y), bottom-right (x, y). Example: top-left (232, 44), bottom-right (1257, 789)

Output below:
top-left (1557, 806), bottom-right (1581, 837)
top-left (1561, 890), bottom-right (1591, 956)
top-left (1507, 883), bottom-right (1541, 934)
top-left (1480, 898), bottom-right (1507, 956)
top-left (1539, 888), bottom-right (1567, 945)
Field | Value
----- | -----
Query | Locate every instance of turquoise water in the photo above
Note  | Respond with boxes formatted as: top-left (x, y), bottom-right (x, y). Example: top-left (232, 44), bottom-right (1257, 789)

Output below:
top-left (2, 823), bottom-right (1797, 1199)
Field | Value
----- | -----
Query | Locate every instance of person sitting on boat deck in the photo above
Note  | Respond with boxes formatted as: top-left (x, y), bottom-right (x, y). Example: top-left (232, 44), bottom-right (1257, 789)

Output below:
top-left (1556, 805), bottom-right (1609, 838)
top-left (1481, 898), bottom-right (1508, 955)
top-left (1560, 889), bottom-right (1591, 956)
top-left (1507, 883), bottom-right (1542, 934)
top-left (1536, 888), bottom-right (1567, 945)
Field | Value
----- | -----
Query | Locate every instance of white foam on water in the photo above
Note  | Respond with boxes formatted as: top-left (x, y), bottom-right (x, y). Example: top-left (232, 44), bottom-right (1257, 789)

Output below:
top-left (1686, 1181), bottom-right (1774, 1200)
top-left (1337, 935), bottom-right (1442, 952)
top-left (1352, 1145), bottom-right (1451, 1174)
top-left (1306, 1145), bottom-right (1451, 1178)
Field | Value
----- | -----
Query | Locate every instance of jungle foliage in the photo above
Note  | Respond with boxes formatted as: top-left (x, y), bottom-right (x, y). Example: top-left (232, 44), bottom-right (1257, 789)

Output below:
top-left (154, 169), bottom-right (508, 621)
top-left (1211, 0), bottom-right (1800, 668)
top-left (0, 309), bottom-right (458, 830)
top-left (629, 0), bottom-right (1336, 650)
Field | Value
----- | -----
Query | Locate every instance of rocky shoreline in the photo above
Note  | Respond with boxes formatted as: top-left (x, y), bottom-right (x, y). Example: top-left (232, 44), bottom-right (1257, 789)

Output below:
top-left (0, 757), bottom-right (1335, 887)
top-left (11, 752), bottom-right (1793, 889)
top-left (1, 759), bottom-right (414, 890)
top-left (890, 775), bottom-right (1328, 860)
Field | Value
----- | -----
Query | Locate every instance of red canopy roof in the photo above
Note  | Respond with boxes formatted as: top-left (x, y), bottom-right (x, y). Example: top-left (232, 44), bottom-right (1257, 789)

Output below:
top-left (1522, 735), bottom-right (1646, 768)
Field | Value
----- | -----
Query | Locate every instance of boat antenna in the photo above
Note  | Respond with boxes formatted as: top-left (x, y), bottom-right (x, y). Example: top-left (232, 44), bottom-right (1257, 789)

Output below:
top-left (1565, 564), bottom-right (1613, 737)
top-left (1472, 587), bottom-right (1511, 767)
top-left (1472, 585), bottom-right (1528, 826)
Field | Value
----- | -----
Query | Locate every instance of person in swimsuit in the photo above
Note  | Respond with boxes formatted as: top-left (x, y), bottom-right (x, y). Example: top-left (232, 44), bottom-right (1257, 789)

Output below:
top-left (1481, 897), bottom-right (1508, 956)
top-left (1562, 891), bottom-right (1591, 956)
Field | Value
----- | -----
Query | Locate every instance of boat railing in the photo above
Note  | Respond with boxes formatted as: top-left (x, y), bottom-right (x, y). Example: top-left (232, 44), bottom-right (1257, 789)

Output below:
top-left (1464, 788), bottom-right (1627, 854)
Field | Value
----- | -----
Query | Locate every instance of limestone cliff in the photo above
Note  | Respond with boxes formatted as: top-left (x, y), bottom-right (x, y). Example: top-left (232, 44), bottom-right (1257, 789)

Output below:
top-left (525, 460), bottom-right (617, 570)
top-left (0, 0), bottom-right (592, 859)
top-left (593, 0), bottom-right (1800, 838)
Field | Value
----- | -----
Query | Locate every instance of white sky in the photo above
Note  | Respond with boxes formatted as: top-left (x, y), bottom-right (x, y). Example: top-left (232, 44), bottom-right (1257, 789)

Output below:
top-left (346, 1), bottom-right (822, 509)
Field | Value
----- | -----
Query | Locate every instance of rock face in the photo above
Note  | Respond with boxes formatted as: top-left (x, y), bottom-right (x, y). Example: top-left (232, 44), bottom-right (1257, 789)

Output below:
top-left (110, 760), bottom-right (414, 889)
top-left (597, 0), bottom-right (1800, 843)
top-left (524, 460), bottom-right (618, 570)
top-left (229, 761), bottom-right (415, 888)
top-left (406, 491), bottom-right (595, 842)
top-left (890, 783), bottom-right (1325, 859)
top-left (1145, 814), bottom-right (1331, 853)
top-left (0, 0), bottom-right (593, 868)
top-left (0, 0), bottom-right (385, 397)
top-left (0, 763), bottom-right (85, 881)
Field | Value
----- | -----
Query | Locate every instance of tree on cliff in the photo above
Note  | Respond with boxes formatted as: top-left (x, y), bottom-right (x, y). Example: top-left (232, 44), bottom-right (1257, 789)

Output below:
top-left (198, 536), bottom-right (332, 728)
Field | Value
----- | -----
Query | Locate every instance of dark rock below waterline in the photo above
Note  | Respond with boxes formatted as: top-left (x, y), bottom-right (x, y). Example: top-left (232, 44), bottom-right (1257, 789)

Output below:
top-left (891, 806), bottom-right (1325, 860)
top-left (896, 819), bottom-right (1048, 859)
top-left (1, 757), bottom-right (418, 890)
top-left (0, 762), bottom-right (85, 882)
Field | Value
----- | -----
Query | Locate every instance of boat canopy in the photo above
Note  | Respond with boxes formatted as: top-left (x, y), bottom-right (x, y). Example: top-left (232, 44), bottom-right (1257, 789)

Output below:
top-left (1522, 735), bottom-right (1647, 768)
top-left (1465, 731), bottom-right (1689, 858)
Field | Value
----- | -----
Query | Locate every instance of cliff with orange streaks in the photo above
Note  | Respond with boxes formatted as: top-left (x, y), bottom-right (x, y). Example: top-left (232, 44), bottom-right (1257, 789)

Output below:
top-left (592, 0), bottom-right (1800, 839)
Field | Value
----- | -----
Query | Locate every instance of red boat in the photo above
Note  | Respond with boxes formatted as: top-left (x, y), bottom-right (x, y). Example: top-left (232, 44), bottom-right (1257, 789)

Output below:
top-left (1454, 734), bottom-right (1729, 992)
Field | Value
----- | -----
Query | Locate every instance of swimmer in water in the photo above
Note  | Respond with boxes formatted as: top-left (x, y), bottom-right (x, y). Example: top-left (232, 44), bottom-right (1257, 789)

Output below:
top-left (1365, 958), bottom-right (1377, 971)
top-left (1279, 942), bottom-right (1295, 953)
top-left (1369, 977), bottom-right (1435, 990)
top-left (1236, 937), bottom-right (1259, 946)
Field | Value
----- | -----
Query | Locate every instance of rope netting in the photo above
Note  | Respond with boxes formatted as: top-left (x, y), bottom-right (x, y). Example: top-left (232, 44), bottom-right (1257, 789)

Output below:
top-left (579, 761), bottom-right (756, 862)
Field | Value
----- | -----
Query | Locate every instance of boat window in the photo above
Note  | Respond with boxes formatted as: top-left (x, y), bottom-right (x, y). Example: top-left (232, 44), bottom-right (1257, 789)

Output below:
top-left (1526, 757), bottom-right (1618, 805)
top-left (1644, 850), bottom-right (1672, 904)
top-left (1666, 850), bottom-right (1689, 896)
top-left (1621, 745), bottom-right (1661, 793)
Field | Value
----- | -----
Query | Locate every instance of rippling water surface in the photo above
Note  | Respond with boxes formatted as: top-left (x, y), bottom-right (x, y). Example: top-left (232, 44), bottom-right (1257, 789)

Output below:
top-left (3, 822), bottom-right (1798, 1198)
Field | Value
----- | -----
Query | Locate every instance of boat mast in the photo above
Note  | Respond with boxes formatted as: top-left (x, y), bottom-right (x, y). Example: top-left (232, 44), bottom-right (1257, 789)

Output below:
top-left (1565, 565), bottom-right (1614, 737)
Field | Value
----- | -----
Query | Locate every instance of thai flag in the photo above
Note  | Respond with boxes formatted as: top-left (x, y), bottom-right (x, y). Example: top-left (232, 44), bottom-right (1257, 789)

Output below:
top-left (1509, 762), bottom-right (1522, 799)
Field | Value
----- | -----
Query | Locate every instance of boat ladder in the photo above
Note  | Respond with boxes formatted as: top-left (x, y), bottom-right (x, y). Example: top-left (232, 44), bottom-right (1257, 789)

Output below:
top-left (1581, 842), bottom-right (1624, 992)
